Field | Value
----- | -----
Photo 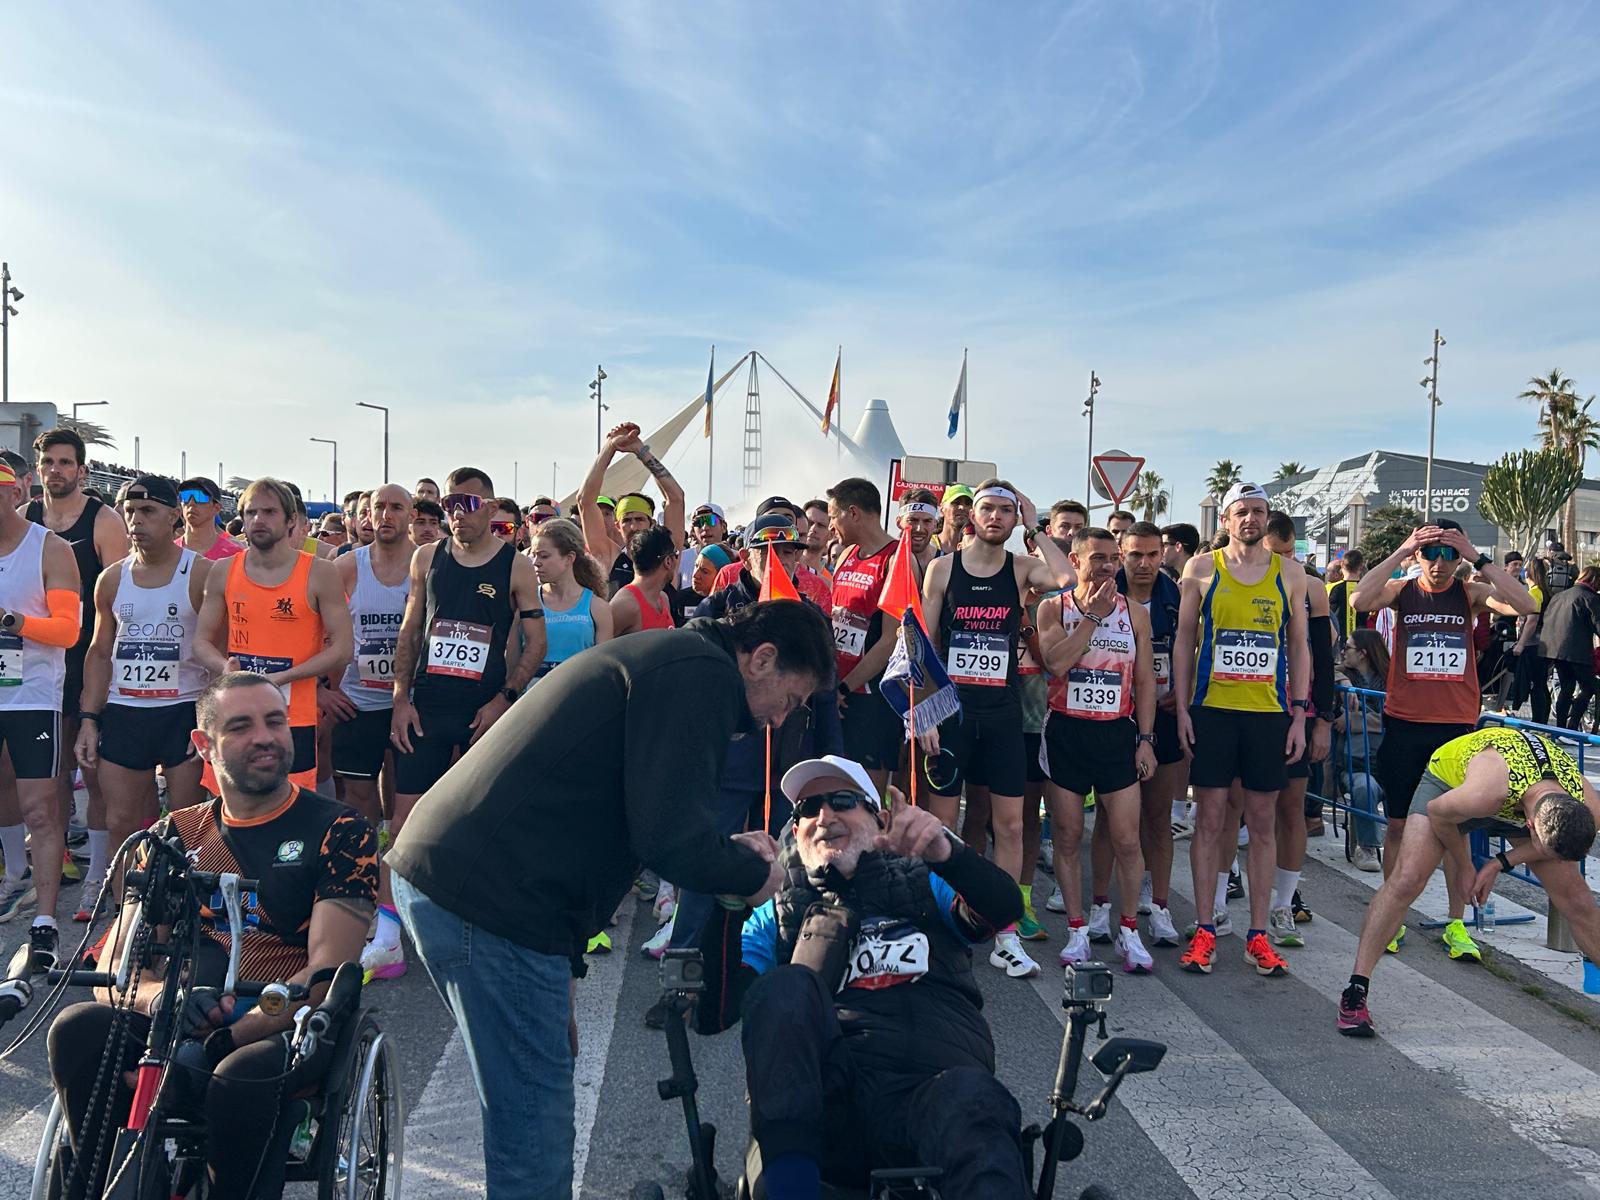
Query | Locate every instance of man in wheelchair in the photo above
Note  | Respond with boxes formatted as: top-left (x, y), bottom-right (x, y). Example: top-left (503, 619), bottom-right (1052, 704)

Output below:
top-left (46, 672), bottom-right (379, 1199)
top-left (695, 755), bottom-right (1032, 1199)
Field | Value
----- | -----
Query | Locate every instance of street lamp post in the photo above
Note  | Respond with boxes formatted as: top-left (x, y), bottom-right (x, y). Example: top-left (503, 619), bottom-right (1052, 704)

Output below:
top-left (1, 263), bottom-right (21, 406)
top-left (72, 400), bottom-right (109, 423)
top-left (590, 367), bottom-right (607, 452)
top-left (355, 402), bottom-right (389, 483)
top-left (1082, 371), bottom-right (1101, 503)
top-left (310, 437), bottom-right (338, 502)
top-left (1421, 329), bottom-right (1445, 523)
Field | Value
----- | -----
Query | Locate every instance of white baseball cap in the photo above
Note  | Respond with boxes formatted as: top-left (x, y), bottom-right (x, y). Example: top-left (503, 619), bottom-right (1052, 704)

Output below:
top-left (1220, 482), bottom-right (1270, 514)
top-left (780, 755), bottom-right (882, 812)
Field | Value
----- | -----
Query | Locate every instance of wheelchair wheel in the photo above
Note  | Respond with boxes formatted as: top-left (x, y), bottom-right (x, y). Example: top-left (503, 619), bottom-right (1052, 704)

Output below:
top-left (319, 1015), bottom-right (403, 1199)
top-left (30, 1096), bottom-right (65, 1200)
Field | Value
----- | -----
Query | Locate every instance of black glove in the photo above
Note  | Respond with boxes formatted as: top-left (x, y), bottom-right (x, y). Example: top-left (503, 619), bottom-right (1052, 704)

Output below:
top-left (179, 986), bottom-right (227, 1039)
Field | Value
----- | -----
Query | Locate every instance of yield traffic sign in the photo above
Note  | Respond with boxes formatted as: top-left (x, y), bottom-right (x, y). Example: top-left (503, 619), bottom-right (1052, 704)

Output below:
top-left (1092, 452), bottom-right (1145, 504)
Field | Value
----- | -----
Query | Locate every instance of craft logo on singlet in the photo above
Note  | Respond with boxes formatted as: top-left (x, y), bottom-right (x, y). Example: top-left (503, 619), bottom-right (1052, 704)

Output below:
top-left (476, 583), bottom-right (498, 599)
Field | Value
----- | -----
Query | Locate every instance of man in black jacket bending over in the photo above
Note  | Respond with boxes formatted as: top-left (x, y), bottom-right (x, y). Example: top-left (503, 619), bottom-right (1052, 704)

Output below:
top-left (697, 755), bottom-right (1029, 1199)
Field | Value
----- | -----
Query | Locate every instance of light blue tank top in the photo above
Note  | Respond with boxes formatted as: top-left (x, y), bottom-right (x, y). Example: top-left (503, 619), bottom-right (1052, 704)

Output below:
top-left (539, 587), bottom-right (596, 677)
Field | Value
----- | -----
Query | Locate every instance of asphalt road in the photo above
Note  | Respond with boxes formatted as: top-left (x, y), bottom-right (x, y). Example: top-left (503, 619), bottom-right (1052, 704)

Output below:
top-left (5, 831), bottom-right (1600, 1199)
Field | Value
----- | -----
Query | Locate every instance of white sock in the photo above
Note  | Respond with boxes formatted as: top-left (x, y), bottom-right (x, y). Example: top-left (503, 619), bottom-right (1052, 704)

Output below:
top-left (1, 824), bottom-right (26, 882)
top-left (1237, 825), bottom-right (1250, 848)
top-left (32, 914), bottom-right (57, 930)
top-left (1171, 800), bottom-right (1187, 823)
top-left (87, 829), bottom-right (110, 882)
top-left (1217, 872), bottom-right (1231, 907)
top-left (372, 905), bottom-right (402, 951)
top-left (1273, 868), bottom-right (1300, 912)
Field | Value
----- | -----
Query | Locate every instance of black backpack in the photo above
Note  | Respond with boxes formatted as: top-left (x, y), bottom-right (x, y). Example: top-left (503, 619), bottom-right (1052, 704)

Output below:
top-left (1546, 555), bottom-right (1575, 595)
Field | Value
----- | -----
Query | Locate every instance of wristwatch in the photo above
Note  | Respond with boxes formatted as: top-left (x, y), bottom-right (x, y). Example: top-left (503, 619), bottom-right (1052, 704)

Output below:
top-left (500, 687), bottom-right (519, 705)
top-left (1290, 699), bottom-right (1311, 713)
top-left (0, 611), bottom-right (18, 633)
top-left (1135, 732), bottom-right (1156, 745)
top-left (1495, 850), bottom-right (1513, 872)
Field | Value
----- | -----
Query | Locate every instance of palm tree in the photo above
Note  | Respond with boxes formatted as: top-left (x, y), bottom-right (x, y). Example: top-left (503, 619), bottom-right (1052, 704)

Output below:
top-left (1130, 470), bottom-right (1168, 523)
top-left (1520, 370), bottom-right (1596, 545)
top-left (1205, 459), bottom-right (1244, 500)
top-left (1273, 462), bottom-right (1306, 481)
top-left (56, 416), bottom-right (116, 452)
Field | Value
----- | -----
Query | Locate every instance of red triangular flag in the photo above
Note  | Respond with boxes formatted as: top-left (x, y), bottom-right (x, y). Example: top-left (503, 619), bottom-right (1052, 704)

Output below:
top-left (877, 530), bottom-right (925, 626)
top-left (760, 546), bottom-right (802, 602)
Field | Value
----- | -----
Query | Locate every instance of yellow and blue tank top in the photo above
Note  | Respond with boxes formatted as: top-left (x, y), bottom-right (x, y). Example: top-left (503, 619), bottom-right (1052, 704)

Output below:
top-left (1192, 550), bottom-right (1289, 713)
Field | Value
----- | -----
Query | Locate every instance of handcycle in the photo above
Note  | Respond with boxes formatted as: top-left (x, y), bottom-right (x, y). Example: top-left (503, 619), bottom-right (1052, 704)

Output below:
top-left (0, 827), bottom-right (403, 1200)
top-left (634, 949), bottom-right (1164, 1200)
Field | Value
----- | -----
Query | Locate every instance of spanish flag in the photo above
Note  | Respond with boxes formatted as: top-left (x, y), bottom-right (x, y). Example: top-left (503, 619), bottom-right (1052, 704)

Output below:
top-left (821, 347), bottom-right (841, 435)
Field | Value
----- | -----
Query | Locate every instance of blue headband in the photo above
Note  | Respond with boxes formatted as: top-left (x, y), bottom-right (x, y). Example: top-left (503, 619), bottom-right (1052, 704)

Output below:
top-left (698, 544), bottom-right (736, 570)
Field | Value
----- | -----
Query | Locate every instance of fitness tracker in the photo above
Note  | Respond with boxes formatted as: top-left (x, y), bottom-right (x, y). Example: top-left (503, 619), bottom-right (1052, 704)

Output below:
top-left (500, 687), bottom-right (519, 705)
top-left (1495, 850), bottom-right (1513, 872)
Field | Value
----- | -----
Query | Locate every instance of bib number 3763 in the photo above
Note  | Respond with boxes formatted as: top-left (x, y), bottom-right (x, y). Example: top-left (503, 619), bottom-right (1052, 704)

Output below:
top-left (426, 620), bottom-right (492, 680)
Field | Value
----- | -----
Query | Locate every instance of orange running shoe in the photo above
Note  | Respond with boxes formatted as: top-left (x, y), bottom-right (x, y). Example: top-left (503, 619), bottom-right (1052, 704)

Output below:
top-left (1180, 926), bottom-right (1216, 973)
top-left (1246, 932), bottom-right (1289, 977)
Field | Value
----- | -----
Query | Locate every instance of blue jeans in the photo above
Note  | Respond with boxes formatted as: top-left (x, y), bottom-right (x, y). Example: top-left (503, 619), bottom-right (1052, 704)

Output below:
top-left (1347, 771), bottom-right (1384, 850)
top-left (393, 873), bottom-right (575, 1199)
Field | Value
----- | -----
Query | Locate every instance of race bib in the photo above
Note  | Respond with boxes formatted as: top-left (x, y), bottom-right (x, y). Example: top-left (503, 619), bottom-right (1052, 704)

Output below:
top-left (426, 620), bottom-right (492, 680)
top-left (0, 632), bottom-right (23, 688)
top-left (235, 653), bottom-right (293, 703)
top-left (1017, 635), bottom-right (1042, 676)
top-left (1213, 630), bottom-right (1278, 683)
top-left (841, 921), bottom-right (930, 991)
top-left (113, 640), bottom-right (179, 699)
top-left (357, 638), bottom-right (397, 690)
top-left (1065, 667), bottom-right (1124, 716)
top-left (946, 630), bottom-right (1009, 686)
top-left (831, 610), bottom-right (868, 660)
top-left (1405, 631), bottom-right (1468, 680)
top-left (1152, 650), bottom-right (1172, 694)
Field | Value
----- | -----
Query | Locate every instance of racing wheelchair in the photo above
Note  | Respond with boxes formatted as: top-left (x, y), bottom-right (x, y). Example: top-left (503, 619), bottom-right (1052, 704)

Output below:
top-left (0, 828), bottom-right (403, 1200)
top-left (634, 949), bottom-right (1163, 1200)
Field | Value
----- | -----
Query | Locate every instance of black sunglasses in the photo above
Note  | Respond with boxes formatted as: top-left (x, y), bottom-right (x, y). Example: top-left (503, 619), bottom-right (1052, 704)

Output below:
top-left (795, 790), bottom-right (874, 820)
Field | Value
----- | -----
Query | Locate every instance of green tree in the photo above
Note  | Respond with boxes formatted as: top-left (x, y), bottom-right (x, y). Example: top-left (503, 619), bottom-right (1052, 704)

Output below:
top-left (1517, 371), bottom-right (1597, 546)
top-left (1357, 503), bottom-right (1425, 565)
top-left (1273, 462), bottom-right (1306, 481)
top-left (1479, 447), bottom-right (1584, 559)
top-left (55, 416), bottom-right (116, 452)
top-left (1130, 470), bottom-right (1168, 523)
top-left (1204, 459), bottom-right (1244, 499)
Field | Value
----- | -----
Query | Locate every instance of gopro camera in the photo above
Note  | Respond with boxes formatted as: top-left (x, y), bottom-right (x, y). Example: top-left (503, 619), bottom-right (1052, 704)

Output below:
top-left (659, 948), bottom-right (705, 994)
top-left (1063, 961), bottom-right (1114, 1005)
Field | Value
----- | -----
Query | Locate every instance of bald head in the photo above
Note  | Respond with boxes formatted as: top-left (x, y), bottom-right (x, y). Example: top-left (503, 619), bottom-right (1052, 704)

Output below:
top-left (370, 483), bottom-right (414, 545)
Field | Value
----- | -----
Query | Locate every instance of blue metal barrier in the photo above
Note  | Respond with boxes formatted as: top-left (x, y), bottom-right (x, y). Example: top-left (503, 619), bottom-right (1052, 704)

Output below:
top-left (1472, 712), bottom-right (1596, 891)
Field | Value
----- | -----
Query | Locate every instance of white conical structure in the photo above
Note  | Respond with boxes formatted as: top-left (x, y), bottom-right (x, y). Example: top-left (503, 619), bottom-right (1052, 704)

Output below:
top-left (847, 397), bottom-right (906, 480)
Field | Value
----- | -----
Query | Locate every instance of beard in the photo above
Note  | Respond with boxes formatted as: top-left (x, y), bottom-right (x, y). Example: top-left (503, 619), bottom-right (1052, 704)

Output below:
top-left (216, 742), bottom-right (292, 796)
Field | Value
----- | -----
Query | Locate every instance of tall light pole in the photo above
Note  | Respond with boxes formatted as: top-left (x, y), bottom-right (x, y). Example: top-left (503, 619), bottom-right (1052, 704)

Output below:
top-left (72, 399), bottom-right (109, 422)
top-left (1, 263), bottom-right (20, 406)
top-left (355, 402), bottom-right (389, 483)
top-left (551, 461), bottom-right (558, 497)
top-left (513, 460), bottom-right (519, 499)
top-left (310, 437), bottom-right (338, 502)
top-left (1420, 329), bottom-right (1445, 523)
top-left (1082, 370), bottom-right (1101, 504)
top-left (589, 367), bottom-right (607, 452)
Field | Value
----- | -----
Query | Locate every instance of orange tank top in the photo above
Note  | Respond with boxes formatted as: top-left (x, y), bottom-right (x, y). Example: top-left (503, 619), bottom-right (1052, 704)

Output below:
top-left (224, 551), bottom-right (324, 727)
top-left (624, 583), bottom-right (675, 631)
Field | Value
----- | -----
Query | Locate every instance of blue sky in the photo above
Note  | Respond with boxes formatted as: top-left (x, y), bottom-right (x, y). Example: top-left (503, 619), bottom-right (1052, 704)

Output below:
top-left (5, 2), bottom-right (1600, 515)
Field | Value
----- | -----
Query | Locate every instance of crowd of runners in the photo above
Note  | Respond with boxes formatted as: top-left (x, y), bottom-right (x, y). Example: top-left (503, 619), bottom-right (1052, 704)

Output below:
top-left (4, 417), bottom-right (1600, 1195)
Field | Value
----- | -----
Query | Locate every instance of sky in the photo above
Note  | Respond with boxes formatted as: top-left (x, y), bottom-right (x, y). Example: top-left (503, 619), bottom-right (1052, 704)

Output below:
top-left (4, 1), bottom-right (1600, 517)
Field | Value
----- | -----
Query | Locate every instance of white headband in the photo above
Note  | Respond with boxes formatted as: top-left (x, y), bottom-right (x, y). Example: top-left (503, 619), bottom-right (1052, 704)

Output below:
top-left (899, 502), bottom-right (939, 519)
top-left (973, 487), bottom-right (1018, 507)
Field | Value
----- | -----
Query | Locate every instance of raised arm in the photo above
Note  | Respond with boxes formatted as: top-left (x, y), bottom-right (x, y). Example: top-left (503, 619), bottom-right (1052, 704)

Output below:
top-left (578, 424), bottom-right (632, 560)
top-left (617, 428), bottom-right (686, 553)
top-left (1352, 527), bottom-right (1430, 612)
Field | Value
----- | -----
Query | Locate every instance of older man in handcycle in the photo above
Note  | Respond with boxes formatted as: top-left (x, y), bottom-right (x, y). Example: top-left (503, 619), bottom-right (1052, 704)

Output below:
top-left (695, 754), bottom-right (1029, 1199)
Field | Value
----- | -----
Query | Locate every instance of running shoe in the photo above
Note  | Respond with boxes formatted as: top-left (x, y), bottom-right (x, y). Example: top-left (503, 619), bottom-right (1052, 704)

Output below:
top-left (1116, 926), bottom-right (1154, 974)
top-left (1086, 902), bottom-right (1113, 944)
top-left (377, 824), bottom-right (391, 853)
top-left (1292, 890), bottom-right (1313, 923)
top-left (989, 931), bottom-right (1041, 978)
top-left (361, 940), bottom-right (407, 982)
top-left (0, 874), bottom-right (37, 924)
top-left (1180, 926), bottom-right (1216, 973)
top-left (1171, 820), bottom-right (1193, 841)
top-left (1337, 985), bottom-right (1375, 1038)
top-left (586, 931), bottom-right (613, 955)
top-left (60, 851), bottom-right (82, 886)
top-left (1245, 932), bottom-right (1289, 977)
top-left (1226, 868), bottom-right (1244, 900)
top-left (1038, 840), bottom-right (1054, 873)
top-left (1441, 918), bottom-right (1482, 962)
top-left (652, 882), bottom-right (677, 924)
top-left (1268, 906), bottom-right (1304, 948)
top-left (1147, 905), bottom-right (1181, 947)
top-left (1184, 910), bottom-right (1232, 939)
top-left (1045, 886), bottom-right (1067, 914)
top-left (1059, 927), bottom-right (1092, 966)
top-left (1137, 874), bottom-right (1153, 916)
top-left (633, 870), bottom-right (660, 902)
top-left (641, 917), bottom-right (675, 959)
top-left (1386, 924), bottom-right (1406, 954)
top-left (73, 876), bottom-right (105, 924)
top-left (1352, 845), bottom-right (1382, 872)
top-left (29, 923), bottom-right (59, 975)
top-left (1017, 911), bottom-right (1048, 942)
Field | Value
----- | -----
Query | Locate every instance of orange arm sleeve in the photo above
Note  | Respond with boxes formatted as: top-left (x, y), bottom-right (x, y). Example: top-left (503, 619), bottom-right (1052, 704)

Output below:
top-left (16, 589), bottom-right (82, 648)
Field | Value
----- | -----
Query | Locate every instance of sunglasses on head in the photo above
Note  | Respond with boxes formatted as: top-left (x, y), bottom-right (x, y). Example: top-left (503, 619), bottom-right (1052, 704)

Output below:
top-left (1420, 545), bottom-right (1459, 562)
top-left (317, 528), bottom-right (344, 539)
top-left (442, 493), bottom-right (483, 514)
top-left (794, 790), bottom-right (874, 820)
top-left (178, 488), bottom-right (214, 505)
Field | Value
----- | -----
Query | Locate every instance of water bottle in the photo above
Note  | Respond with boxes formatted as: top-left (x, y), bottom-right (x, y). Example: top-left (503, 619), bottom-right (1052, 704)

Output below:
top-left (288, 1109), bottom-right (315, 1162)
top-left (1481, 897), bottom-right (1497, 933)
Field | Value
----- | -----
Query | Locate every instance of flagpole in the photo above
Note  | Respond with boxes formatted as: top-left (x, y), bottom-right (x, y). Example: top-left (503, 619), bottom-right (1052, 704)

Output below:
top-left (907, 617), bottom-right (918, 810)
top-left (764, 726), bottom-right (773, 832)
top-left (836, 345), bottom-right (842, 463)
top-left (962, 348), bottom-right (969, 461)
top-left (707, 344), bottom-right (715, 503)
